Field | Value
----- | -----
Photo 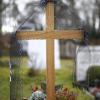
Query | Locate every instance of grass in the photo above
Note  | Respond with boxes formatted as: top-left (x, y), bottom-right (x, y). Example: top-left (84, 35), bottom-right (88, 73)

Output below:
top-left (0, 56), bottom-right (10, 100)
top-left (0, 56), bottom-right (93, 100)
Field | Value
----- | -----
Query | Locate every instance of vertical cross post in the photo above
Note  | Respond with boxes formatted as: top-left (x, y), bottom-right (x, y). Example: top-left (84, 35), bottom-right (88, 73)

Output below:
top-left (46, 2), bottom-right (56, 100)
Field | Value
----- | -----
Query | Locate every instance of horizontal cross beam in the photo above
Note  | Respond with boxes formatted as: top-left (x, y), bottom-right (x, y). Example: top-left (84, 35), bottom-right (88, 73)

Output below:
top-left (16, 30), bottom-right (83, 40)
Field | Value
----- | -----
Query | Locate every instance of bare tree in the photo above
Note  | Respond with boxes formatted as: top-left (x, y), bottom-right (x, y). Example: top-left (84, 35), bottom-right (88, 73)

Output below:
top-left (0, 0), bottom-right (10, 34)
top-left (96, 0), bottom-right (100, 33)
top-left (0, 0), bottom-right (3, 34)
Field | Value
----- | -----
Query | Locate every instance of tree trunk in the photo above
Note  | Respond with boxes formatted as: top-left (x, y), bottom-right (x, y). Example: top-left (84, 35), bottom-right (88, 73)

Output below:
top-left (98, 10), bottom-right (100, 33)
top-left (0, 0), bottom-right (2, 34)
top-left (96, 0), bottom-right (100, 33)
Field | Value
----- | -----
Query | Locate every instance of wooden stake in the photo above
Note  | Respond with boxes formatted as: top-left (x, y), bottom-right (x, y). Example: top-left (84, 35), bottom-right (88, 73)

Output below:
top-left (46, 39), bottom-right (55, 100)
top-left (46, 2), bottom-right (56, 100)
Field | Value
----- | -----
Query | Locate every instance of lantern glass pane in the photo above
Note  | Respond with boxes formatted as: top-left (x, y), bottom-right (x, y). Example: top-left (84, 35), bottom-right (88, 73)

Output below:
top-left (55, 39), bottom-right (91, 100)
top-left (10, 38), bottom-right (46, 100)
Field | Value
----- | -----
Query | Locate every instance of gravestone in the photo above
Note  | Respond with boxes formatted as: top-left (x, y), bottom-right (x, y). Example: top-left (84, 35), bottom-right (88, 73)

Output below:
top-left (28, 40), bottom-right (60, 69)
top-left (22, 10), bottom-right (60, 70)
top-left (76, 46), bottom-right (100, 82)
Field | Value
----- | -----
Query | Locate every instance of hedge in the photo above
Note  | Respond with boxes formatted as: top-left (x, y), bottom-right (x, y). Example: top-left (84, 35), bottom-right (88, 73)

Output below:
top-left (86, 66), bottom-right (100, 86)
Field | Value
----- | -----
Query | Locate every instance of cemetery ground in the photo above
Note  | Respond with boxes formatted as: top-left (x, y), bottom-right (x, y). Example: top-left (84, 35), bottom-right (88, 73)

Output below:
top-left (0, 56), bottom-right (92, 100)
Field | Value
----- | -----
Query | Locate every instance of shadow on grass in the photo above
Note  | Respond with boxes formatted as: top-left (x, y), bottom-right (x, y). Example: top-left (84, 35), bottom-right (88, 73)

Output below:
top-left (0, 61), bottom-right (9, 67)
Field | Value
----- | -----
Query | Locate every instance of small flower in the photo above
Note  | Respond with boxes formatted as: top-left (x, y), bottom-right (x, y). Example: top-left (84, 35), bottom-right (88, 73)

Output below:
top-left (29, 90), bottom-right (46, 100)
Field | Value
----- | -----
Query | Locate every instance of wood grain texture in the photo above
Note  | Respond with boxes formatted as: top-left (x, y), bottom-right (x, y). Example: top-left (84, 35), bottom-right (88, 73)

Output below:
top-left (46, 39), bottom-right (56, 100)
top-left (46, 3), bottom-right (56, 100)
top-left (16, 30), bottom-right (83, 40)
top-left (46, 3), bottom-right (54, 31)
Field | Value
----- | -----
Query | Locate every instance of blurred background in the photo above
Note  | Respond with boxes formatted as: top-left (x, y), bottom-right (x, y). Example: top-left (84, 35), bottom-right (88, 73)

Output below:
top-left (0, 0), bottom-right (100, 100)
top-left (0, 0), bottom-right (100, 57)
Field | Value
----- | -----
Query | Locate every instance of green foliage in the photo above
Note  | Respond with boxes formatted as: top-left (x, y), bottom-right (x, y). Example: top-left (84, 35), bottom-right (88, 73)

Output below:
top-left (0, 62), bottom-right (10, 100)
top-left (41, 81), bottom-right (63, 93)
top-left (27, 68), bottom-right (40, 77)
top-left (0, 57), bottom-right (92, 100)
top-left (87, 66), bottom-right (100, 85)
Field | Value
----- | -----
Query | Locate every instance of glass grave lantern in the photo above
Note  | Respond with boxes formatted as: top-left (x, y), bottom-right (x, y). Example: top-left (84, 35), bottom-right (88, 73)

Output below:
top-left (54, 1), bottom-right (91, 99)
top-left (10, 1), bottom-right (46, 100)
top-left (9, 0), bottom-right (91, 100)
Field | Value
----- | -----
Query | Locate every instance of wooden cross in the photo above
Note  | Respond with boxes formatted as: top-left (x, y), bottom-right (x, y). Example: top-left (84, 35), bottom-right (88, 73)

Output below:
top-left (16, 1), bottom-right (83, 100)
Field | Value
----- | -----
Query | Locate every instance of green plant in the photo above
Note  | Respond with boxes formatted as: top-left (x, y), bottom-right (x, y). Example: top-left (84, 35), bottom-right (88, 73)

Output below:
top-left (27, 68), bottom-right (40, 77)
top-left (87, 66), bottom-right (100, 86)
top-left (56, 88), bottom-right (78, 100)
top-left (0, 57), bottom-right (93, 100)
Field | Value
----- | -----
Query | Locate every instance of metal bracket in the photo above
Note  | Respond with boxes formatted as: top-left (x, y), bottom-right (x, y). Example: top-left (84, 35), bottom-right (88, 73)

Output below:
top-left (40, 0), bottom-right (56, 6)
top-left (84, 30), bottom-right (89, 45)
top-left (47, 0), bottom-right (54, 2)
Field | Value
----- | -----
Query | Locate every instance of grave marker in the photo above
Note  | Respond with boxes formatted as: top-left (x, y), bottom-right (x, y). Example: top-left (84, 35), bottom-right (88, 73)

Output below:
top-left (76, 46), bottom-right (100, 82)
top-left (16, 0), bottom-right (83, 100)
